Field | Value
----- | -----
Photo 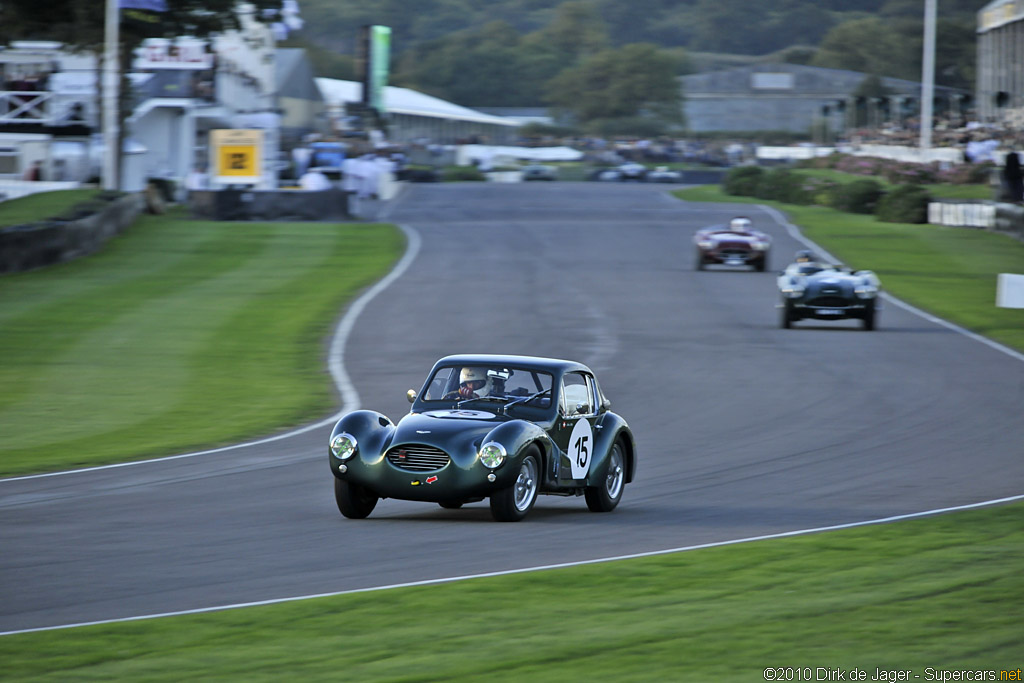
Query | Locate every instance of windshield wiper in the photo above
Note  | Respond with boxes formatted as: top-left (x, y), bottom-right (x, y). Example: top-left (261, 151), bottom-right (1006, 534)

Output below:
top-left (456, 395), bottom-right (511, 408)
top-left (503, 389), bottom-right (551, 412)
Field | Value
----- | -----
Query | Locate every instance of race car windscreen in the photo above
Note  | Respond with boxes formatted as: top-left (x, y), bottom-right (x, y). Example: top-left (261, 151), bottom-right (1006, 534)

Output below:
top-left (421, 365), bottom-right (553, 407)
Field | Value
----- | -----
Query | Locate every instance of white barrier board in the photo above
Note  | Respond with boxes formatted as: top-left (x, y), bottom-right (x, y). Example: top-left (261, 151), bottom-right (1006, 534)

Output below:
top-left (996, 273), bottom-right (1024, 308)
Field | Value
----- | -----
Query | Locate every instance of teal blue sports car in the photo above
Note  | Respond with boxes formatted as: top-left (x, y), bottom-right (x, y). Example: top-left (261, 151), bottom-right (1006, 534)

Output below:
top-left (328, 354), bottom-right (637, 522)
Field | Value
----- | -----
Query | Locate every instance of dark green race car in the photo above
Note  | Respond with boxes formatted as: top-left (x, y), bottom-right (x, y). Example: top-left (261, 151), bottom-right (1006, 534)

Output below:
top-left (328, 354), bottom-right (637, 522)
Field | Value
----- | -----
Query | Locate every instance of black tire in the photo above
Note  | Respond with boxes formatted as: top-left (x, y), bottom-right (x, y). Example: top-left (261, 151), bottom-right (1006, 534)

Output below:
top-left (334, 478), bottom-right (378, 519)
top-left (780, 300), bottom-right (794, 329)
top-left (755, 255), bottom-right (767, 272)
top-left (585, 442), bottom-right (626, 512)
top-left (862, 300), bottom-right (877, 331)
top-left (490, 450), bottom-right (540, 522)
top-left (696, 249), bottom-right (706, 271)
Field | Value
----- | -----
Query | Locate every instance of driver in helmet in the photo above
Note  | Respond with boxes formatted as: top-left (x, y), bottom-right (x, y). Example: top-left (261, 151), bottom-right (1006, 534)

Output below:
top-left (729, 216), bottom-right (753, 232)
top-left (792, 249), bottom-right (827, 275)
top-left (795, 249), bottom-right (817, 263)
top-left (457, 367), bottom-right (493, 399)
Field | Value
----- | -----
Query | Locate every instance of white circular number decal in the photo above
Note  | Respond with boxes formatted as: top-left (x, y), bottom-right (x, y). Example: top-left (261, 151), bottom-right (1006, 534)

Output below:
top-left (568, 419), bottom-right (594, 479)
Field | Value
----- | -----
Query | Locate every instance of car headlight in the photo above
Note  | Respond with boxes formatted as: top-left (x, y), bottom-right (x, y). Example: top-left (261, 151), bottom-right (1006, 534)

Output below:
top-left (854, 285), bottom-right (877, 299)
top-left (330, 432), bottom-right (358, 460)
top-left (781, 284), bottom-right (805, 298)
top-left (752, 241), bottom-right (769, 251)
top-left (478, 441), bottom-right (506, 469)
top-left (697, 240), bottom-right (714, 249)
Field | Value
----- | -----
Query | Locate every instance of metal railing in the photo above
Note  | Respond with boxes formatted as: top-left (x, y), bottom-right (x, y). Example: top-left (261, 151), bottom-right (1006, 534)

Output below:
top-left (0, 91), bottom-right (54, 123)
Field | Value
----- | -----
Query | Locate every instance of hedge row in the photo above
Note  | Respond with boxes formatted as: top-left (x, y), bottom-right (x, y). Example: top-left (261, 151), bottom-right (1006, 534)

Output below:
top-left (798, 152), bottom-right (995, 186)
top-left (723, 166), bottom-right (927, 223)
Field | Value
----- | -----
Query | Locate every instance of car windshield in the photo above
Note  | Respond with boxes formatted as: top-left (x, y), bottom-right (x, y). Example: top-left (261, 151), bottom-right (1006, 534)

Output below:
top-left (420, 365), bottom-right (554, 409)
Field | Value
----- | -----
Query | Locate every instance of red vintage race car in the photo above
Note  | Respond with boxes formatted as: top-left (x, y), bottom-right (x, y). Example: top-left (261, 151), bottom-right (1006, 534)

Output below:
top-left (693, 216), bottom-right (772, 271)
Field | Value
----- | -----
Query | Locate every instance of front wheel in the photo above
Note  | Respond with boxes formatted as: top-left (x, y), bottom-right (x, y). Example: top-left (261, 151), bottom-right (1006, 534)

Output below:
top-left (334, 478), bottom-right (378, 519)
top-left (585, 442), bottom-right (626, 512)
top-left (490, 451), bottom-right (539, 522)
top-left (780, 300), bottom-right (795, 329)
top-left (862, 300), bottom-right (877, 331)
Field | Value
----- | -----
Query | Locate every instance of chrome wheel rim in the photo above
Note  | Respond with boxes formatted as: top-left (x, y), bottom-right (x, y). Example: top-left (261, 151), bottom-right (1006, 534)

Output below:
top-left (514, 458), bottom-right (538, 511)
top-left (605, 447), bottom-right (624, 499)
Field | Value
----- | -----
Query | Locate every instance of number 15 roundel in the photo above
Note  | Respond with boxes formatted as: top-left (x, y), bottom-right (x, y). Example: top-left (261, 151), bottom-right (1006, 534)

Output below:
top-left (569, 418), bottom-right (594, 479)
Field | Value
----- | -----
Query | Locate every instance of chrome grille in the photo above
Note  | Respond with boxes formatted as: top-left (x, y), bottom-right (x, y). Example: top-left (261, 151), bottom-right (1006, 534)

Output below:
top-left (386, 444), bottom-right (450, 472)
top-left (806, 296), bottom-right (852, 308)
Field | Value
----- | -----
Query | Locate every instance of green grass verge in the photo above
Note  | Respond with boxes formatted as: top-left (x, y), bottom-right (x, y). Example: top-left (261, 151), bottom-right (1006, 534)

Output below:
top-left (0, 208), bottom-right (403, 477)
top-left (1, 500), bottom-right (1020, 681)
top-left (0, 189), bottom-right (107, 226)
top-left (673, 186), bottom-right (1024, 353)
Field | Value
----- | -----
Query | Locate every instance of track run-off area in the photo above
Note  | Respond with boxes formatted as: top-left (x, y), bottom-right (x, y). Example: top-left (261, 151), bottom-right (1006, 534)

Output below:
top-left (2, 182), bottom-right (1022, 634)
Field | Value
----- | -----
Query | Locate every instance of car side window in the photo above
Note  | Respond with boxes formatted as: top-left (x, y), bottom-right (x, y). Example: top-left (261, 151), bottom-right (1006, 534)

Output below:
top-left (560, 372), bottom-right (594, 417)
top-left (424, 367), bottom-right (456, 400)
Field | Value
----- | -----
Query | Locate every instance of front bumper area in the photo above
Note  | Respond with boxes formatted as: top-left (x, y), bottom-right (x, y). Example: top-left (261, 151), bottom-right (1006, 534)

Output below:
top-left (330, 447), bottom-right (521, 502)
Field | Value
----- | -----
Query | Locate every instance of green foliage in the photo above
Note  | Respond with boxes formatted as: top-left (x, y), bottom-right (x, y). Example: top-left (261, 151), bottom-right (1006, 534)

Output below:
top-left (290, 0), bottom-right (978, 110)
top-left (752, 168), bottom-right (819, 205)
top-left (442, 166), bottom-right (486, 182)
top-left (546, 42), bottom-right (683, 129)
top-left (723, 166), bottom-right (764, 196)
top-left (827, 178), bottom-right (885, 214)
top-left (876, 184), bottom-right (932, 223)
top-left (811, 15), bottom-right (977, 90)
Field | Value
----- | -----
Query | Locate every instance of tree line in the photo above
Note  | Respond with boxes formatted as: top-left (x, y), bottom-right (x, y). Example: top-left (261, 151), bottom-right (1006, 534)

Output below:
top-left (287, 0), bottom-right (983, 134)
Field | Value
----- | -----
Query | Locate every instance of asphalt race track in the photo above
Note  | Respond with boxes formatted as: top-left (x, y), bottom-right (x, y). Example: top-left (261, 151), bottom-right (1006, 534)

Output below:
top-left (2, 182), bottom-right (1023, 633)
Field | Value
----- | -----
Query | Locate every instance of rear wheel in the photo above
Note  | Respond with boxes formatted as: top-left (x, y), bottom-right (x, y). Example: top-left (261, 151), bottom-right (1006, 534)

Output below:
top-left (585, 442), bottom-right (626, 512)
top-left (490, 450), bottom-right (539, 522)
top-left (696, 249), bottom-right (706, 271)
top-left (334, 478), bottom-right (378, 519)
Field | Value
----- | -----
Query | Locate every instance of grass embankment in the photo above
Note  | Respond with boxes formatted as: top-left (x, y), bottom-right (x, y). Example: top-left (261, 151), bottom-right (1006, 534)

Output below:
top-left (0, 189), bottom-right (106, 226)
top-left (0, 206), bottom-right (404, 476)
top-left (674, 185), bottom-right (1024, 353)
top-left (1, 501), bottom-right (1020, 680)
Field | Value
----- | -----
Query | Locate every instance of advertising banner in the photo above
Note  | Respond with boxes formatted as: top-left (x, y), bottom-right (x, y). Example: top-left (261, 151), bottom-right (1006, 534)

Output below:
top-left (210, 129), bottom-right (264, 185)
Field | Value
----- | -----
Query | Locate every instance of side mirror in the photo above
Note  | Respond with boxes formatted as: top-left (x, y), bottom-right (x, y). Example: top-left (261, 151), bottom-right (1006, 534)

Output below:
top-left (406, 389), bottom-right (417, 403)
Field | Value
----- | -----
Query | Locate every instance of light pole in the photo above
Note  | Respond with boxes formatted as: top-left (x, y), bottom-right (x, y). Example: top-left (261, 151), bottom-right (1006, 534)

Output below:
top-left (102, 0), bottom-right (120, 190)
top-left (920, 0), bottom-right (937, 158)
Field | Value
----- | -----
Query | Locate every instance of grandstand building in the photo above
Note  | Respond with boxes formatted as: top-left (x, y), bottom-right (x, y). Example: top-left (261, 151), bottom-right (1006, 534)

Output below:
top-left (977, 0), bottom-right (1024, 125)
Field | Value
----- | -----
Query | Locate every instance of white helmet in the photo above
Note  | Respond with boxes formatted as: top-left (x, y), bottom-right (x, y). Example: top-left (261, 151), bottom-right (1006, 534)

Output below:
top-left (729, 217), bottom-right (752, 232)
top-left (459, 367), bottom-right (493, 397)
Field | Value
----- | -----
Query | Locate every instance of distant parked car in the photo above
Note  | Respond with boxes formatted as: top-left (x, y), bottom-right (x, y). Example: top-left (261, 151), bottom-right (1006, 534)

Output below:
top-left (616, 162), bottom-right (647, 181)
top-left (522, 164), bottom-right (557, 181)
top-left (694, 216), bottom-right (772, 271)
top-left (777, 250), bottom-right (882, 330)
top-left (646, 166), bottom-right (683, 183)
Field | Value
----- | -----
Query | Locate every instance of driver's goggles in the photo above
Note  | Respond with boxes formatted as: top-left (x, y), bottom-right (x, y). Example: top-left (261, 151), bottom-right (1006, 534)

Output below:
top-left (461, 379), bottom-right (485, 390)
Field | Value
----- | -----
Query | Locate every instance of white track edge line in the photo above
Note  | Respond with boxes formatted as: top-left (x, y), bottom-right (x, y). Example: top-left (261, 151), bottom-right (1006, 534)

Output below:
top-left (0, 222), bottom-right (422, 484)
top-left (2, 493), bottom-right (1022, 637)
